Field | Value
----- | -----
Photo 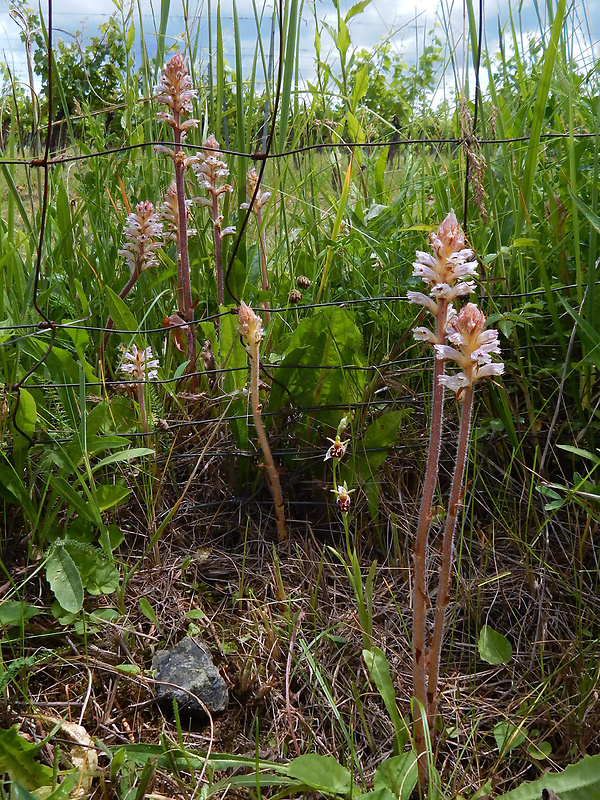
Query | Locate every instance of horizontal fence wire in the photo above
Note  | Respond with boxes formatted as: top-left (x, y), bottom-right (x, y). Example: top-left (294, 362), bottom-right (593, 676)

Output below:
top-left (0, 281), bottom-right (595, 338)
top-left (0, 130), bottom-right (597, 167)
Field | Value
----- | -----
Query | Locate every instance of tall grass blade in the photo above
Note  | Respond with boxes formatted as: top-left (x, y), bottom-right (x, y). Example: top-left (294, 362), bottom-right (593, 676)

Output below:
top-left (515, 0), bottom-right (566, 236)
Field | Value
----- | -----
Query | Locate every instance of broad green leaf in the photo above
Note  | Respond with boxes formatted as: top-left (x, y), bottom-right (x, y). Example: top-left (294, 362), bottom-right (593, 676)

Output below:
top-left (95, 484), bottom-right (131, 511)
top-left (496, 753), bottom-right (600, 799)
top-left (104, 285), bottom-right (140, 341)
top-left (139, 597), bottom-right (160, 628)
top-left (11, 389), bottom-right (36, 474)
top-left (363, 647), bottom-right (409, 751)
top-left (0, 601), bottom-right (41, 627)
top-left (46, 547), bottom-right (84, 613)
top-left (478, 625), bottom-right (513, 665)
top-left (569, 191), bottom-right (600, 234)
top-left (0, 462), bottom-right (35, 517)
top-left (556, 444), bottom-right (600, 464)
top-left (373, 752), bottom-right (418, 799)
top-left (287, 754), bottom-right (352, 795)
top-left (351, 64), bottom-right (369, 110)
top-left (0, 726), bottom-right (53, 790)
top-left (49, 476), bottom-right (103, 527)
top-left (92, 447), bottom-right (155, 471)
top-left (494, 721), bottom-right (528, 753)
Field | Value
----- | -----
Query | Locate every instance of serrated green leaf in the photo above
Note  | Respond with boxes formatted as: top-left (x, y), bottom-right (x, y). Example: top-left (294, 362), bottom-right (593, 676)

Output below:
top-left (0, 726), bottom-right (53, 790)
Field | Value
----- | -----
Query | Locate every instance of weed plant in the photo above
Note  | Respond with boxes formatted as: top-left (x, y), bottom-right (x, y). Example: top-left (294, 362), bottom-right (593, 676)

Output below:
top-left (1, 0), bottom-right (600, 797)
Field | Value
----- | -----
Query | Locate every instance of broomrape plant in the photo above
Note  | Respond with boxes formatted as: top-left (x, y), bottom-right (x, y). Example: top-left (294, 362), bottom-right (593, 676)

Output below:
top-left (98, 201), bottom-right (164, 364)
top-left (193, 135), bottom-right (236, 309)
top-left (154, 53), bottom-right (199, 377)
top-left (409, 212), bottom-right (504, 782)
top-left (237, 302), bottom-right (287, 541)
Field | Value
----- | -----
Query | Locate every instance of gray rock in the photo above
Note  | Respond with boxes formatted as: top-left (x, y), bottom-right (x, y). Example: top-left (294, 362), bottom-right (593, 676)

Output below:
top-left (152, 636), bottom-right (228, 714)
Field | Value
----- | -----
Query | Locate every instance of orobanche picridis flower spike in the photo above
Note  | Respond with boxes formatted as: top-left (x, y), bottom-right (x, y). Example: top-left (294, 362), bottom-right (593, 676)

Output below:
top-left (119, 201), bottom-right (164, 279)
top-left (119, 344), bottom-right (159, 383)
top-left (160, 182), bottom-right (196, 242)
top-left (237, 301), bottom-right (286, 540)
top-left (408, 210), bottom-right (478, 343)
top-left (240, 167), bottom-right (272, 213)
top-left (154, 52), bottom-right (199, 135)
top-left (434, 302), bottom-right (504, 398)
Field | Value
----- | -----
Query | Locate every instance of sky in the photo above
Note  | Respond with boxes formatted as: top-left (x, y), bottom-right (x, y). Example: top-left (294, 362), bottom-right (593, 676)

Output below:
top-left (0, 0), bottom-right (598, 100)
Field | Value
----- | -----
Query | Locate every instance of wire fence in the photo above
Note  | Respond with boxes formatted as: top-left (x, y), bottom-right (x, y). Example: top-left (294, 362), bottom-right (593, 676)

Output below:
top-left (0, 0), bottom-right (594, 489)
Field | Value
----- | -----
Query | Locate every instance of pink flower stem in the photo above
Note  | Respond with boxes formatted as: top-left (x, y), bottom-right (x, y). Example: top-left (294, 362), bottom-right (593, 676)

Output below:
top-left (412, 298), bottom-right (447, 781)
top-left (427, 384), bottom-right (473, 728)
top-left (247, 337), bottom-right (286, 541)
top-left (212, 190), bottom-right (224, 308)
top-left (136, 381), bottom-right (148, 435)
top-left (173, 111), bottom-right (197, 382)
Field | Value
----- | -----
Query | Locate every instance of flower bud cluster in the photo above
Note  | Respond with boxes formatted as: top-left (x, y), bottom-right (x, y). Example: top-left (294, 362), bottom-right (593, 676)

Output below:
top-left (237, 302), bottom-right (264, 347)
top-left (118, 201), bottom-right (164, 278)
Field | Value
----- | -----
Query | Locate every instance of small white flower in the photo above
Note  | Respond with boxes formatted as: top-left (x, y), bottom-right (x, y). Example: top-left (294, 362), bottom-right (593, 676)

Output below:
top-left (120, 345), bottom-right (159, 382)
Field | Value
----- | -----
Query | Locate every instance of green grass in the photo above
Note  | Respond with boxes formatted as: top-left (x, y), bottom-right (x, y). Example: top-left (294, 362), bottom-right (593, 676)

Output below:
top-left (1, 0), bottom-right (600, 796)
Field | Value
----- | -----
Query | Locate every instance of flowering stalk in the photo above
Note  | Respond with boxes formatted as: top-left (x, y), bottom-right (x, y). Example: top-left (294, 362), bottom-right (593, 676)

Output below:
top-left (119, 344), bottom-right (160, 435)
top-left (154, 53), bottom-right (199, 378)
top-left (193, 135), bottom-right (236, 307)
top-left (427, 303), bottom-right (504, 726)
top-left (241, 168), bottom-right (272, 323)
top-left (237, 302), bottom-right (286, 541)
top-left (99, 201), bottom-right (163, 364)
top-left (408, 211), bottom-right (477, 774)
